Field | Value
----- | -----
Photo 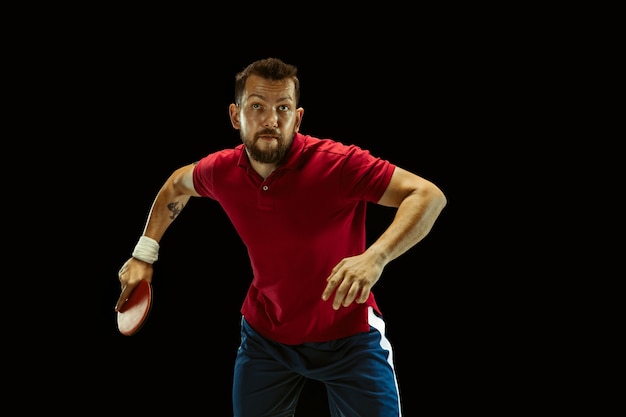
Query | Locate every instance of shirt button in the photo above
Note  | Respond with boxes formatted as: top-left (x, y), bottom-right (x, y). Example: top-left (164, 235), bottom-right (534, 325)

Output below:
top-left (262, 185), bottom-right (269, 191)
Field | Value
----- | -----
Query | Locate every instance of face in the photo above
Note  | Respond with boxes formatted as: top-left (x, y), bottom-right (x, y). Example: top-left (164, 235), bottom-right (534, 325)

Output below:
top-left (229, 75), bottom-right (303, 165)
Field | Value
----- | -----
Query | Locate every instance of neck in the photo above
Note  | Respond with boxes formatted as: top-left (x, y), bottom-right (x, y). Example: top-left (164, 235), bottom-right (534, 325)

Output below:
top-left (246, 151), bottom-right (278, 180)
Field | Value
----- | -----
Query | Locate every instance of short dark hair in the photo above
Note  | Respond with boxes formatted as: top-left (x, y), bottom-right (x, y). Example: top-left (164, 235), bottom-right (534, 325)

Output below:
top-left (234, 58), bottom-right (300, 106)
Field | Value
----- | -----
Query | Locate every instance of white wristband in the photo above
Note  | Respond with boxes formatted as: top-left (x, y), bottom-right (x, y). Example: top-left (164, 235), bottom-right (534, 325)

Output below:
top-left (132, 235), bottom-right (159, 264)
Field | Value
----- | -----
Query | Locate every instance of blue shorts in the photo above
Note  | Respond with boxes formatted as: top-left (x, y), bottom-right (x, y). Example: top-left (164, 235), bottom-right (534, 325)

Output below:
top-left (232, 307), bottom-right (402, 417)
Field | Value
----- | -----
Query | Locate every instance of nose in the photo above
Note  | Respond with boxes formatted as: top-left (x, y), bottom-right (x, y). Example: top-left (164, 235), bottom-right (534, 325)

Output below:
top-left (262, 109), bottom-right (279, 127)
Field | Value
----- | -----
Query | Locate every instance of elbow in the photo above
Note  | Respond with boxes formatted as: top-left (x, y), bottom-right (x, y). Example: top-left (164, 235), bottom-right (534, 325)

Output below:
top-left (422, 182), bottom-right (447, 217)
top-left (433, 184), bottom-right (447, 211)
top-left (170, 165), bottom-right (197, 196)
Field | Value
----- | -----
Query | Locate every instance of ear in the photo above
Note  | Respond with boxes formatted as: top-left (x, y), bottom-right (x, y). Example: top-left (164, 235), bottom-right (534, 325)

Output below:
top-left (229, 103), bottom-right (240, 129)
top-left (294, 107), bottom-right (304, 132)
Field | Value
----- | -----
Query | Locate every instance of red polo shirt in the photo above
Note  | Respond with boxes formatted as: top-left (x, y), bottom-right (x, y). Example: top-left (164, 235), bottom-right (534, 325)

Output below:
top-left (193, 133), bottom-right (395, 344)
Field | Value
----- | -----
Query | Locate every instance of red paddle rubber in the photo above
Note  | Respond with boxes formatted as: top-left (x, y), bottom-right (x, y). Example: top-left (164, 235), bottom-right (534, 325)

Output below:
top-left (117, 280), bottom-right (153, 336)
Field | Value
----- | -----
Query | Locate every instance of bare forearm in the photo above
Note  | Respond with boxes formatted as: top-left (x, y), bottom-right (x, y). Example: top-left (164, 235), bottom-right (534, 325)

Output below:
top-left (142, 191), bottom-right (190, 242)
top-left (141, 166), bottom-right (196, 242)
top-left (368, 186), bottom-right (446, 265)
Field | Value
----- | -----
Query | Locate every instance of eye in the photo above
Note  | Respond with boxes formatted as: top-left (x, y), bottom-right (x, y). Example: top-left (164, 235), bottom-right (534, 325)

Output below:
top-left (278, 105), bottom-right (289, 112)
top-left (251, 103), bottom-right (261, 109)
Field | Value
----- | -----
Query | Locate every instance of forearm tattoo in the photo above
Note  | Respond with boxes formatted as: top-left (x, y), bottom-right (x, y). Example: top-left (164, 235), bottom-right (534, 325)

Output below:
top-left (167, 201), bottom-right (185, 220)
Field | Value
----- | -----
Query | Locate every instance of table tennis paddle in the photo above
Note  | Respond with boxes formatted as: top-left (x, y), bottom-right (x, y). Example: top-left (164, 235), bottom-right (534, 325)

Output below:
top-left (117, 279), bottom-right (153, 336)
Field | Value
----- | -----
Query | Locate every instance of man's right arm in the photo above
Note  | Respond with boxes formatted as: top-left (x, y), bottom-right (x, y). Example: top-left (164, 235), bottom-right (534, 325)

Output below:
top-left (141, 163), bottom-right (200, 243)
top-left (116, 163), bottom-right (199, 311)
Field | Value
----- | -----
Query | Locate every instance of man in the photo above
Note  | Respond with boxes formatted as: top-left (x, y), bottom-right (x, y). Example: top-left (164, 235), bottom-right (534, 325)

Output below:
top-left (117, 57), bottom-right (447, 416)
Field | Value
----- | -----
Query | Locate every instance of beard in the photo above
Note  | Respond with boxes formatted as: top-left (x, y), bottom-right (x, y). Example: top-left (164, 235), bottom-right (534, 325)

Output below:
top-left (243, 129), bottom-right (294, 164)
